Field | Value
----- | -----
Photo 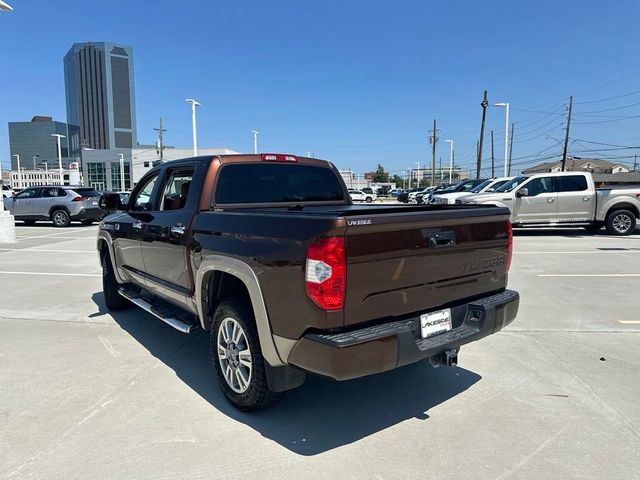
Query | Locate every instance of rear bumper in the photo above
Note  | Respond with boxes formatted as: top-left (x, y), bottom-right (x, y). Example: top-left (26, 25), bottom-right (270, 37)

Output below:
top-left (71, 207), bottom-right (104, 221)
top-left (288, 289), bottom-right (519, 381)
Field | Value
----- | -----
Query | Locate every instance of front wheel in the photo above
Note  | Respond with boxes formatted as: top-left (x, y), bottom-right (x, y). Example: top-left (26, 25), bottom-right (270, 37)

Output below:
top-left (211, 297), bottom-right (281, 411)
top-left (365, 196), bottom-right (373, 203)
top-left (101, 252), bottom-right (129, 310)
top-left (605, 209), bottom-right (636, 236)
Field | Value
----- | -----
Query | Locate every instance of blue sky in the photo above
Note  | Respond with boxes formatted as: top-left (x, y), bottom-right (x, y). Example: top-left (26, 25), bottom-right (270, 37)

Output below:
top-left (2, 0), bottom-right (640, 176)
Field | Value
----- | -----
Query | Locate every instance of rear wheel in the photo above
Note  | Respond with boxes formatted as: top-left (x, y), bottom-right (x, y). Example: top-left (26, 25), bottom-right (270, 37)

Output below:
top-left (51, 209), bottom-right (70, 228)
top-left (22, 220), bottom-right (36, 226)
top-left (365, 196), bottom-right (373, 203)
top-left (605, 209), bottom-right (636, 236)
top-left (210, 297), bottom-right (281, 411)
top-left (101, 252), bottom-right (129, 310)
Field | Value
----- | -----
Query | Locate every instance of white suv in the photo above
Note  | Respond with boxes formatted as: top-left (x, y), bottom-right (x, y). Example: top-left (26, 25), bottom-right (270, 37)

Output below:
top-left (349, 190), bottom-right (377, 203)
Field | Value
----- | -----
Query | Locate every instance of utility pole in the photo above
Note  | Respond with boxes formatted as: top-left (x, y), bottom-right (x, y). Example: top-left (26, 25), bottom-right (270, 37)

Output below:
top-left (153, 117), bottom-right (166, 162)
top-left (430, 119), bottom-right (437, 186)
top-left (561, 95), bottom-right (573, 172)
top-left (477, 90), bottom-right (488, 179)
top-left (490, 130), bottom-right (495, 177)
top-left (634, 154), bottom-right (637, 171)
top-left (252, 130), bottom-right (259, 154)
top-left (118, 153), bottom-right (126, 191)
top-left (508, 123), bottom-right (515, 176)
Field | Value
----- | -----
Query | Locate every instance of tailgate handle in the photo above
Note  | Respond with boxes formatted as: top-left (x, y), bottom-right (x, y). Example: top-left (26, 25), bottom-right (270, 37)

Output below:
top-left (426, 231), bottom-right (456, 248)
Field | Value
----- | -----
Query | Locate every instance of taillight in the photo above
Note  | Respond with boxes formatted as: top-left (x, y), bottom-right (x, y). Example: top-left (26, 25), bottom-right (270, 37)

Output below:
top-left (305, 237), bottom-right (346, 310)
top-left (72, 196), bottom-right (89, 202)
top-left (506, 222), bottom-right (513, 273)
top-left (261, 153), bottom-right (298, 162)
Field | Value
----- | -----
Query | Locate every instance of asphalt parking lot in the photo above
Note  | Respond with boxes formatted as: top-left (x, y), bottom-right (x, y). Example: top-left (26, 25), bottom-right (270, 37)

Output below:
top-left (1, 224), bottom-right (639, 479)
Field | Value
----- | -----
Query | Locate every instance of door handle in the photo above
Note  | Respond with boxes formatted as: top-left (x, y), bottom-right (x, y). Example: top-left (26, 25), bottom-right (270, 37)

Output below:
top-left (583, 197), bottom-right (591, 201)
top-left (547, 198), bottom-right (556, 203)
top-left (132, 220), bottom-right (143, 231)
top-left (170, 225), bottom-right (186, 237)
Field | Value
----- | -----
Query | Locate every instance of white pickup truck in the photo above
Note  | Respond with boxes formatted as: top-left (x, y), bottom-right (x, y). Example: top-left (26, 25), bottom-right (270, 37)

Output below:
top-left (461, 172), bottom-right (640, 235)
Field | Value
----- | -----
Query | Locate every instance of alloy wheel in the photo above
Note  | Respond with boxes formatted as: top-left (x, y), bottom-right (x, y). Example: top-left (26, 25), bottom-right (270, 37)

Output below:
top-left (216, 317), bottom-right (252, 393)
top-left (613, 213), bottom-right (632, 234)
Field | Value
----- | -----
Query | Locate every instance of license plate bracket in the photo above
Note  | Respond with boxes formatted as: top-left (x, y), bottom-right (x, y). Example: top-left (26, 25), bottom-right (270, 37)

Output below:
top-left (420, 308), bottom-right (452, 339)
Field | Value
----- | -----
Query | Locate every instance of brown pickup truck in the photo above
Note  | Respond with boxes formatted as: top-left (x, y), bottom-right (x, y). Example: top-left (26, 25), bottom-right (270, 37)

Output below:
top-left (98, 153), bottom-right (519, 411)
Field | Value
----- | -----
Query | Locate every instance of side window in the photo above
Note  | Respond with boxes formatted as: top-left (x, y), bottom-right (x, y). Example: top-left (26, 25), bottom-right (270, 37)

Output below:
top-left (161, 168), bottom-right (194, 211)
top-left (131, 173), bottom-right (159, 211)
top-left (558, 175), bottom-right (588, 192)
top-left (524, 177), bottom-right (554, 196)
top-left (15, 188), bottom-right (38, 199)
top-left (42, 188), bottom-right (65, 198)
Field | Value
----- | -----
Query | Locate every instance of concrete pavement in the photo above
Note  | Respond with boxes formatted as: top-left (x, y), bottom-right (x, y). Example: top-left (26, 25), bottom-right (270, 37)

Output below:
top-left (0, 224), bottom-right (639, 479)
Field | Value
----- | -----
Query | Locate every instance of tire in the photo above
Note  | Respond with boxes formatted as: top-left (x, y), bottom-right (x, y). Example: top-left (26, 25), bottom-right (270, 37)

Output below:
top-left (583, 223), bottom-right (602, 234)
top-left (210, 297), bottom-right (282, 411)
top-left (605, 209), bottom-right (636, 236)
top-left (365, 196), bottom-right (373, 203)
top-left (22, 220), bottom-right (36, 226)
top-left (101, 252), bottom-right (129, 310)
top-left (81, 220), bottom-right (94, 226)
top-left (51, 209), bottom-right (71, 228)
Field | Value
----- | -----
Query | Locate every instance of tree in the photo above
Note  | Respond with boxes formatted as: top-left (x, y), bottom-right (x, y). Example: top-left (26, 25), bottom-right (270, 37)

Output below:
top-left (372, 164), bottom-right (389, 183)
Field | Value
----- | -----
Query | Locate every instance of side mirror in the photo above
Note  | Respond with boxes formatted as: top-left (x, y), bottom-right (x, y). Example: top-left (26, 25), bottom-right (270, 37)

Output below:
top-left (516, 188), bottom-right (529, 198)
top-left (99, 193), bottom-right (127, 211)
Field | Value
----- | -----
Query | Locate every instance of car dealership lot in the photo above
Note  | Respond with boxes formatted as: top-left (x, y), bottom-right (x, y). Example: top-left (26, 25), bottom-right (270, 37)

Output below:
top-left (1, 225), bottom-right (639, 479)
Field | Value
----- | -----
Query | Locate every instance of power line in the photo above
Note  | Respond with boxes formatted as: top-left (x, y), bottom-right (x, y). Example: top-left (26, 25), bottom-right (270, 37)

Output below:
top-left (575, 88), bottom-right (640, 105)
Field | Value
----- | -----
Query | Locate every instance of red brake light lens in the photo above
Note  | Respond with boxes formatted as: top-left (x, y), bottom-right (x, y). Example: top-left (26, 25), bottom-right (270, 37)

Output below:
top-left (305, 237), bottom-right (346, 310)
top-left (506, 221), bottom-right (513, 273)
top-left (261, 153), bottom-right (298, 162)
top-left (72, 196), bottom-right (89, 202)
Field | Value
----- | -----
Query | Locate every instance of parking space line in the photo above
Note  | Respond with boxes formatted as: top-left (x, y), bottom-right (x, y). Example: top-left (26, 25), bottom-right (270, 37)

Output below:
top-left (618, 320), bottom-right (640, 324)
top-left (0, 271), bottom-right (100, 277)
top-left (0, 248), bottom-right (95, 253)
top-left (538, 274), bottom-right (640, 277)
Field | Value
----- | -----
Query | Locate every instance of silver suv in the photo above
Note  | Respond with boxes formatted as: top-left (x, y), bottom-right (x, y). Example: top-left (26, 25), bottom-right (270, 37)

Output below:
top-left (3, 186), bottom-right (105, 227)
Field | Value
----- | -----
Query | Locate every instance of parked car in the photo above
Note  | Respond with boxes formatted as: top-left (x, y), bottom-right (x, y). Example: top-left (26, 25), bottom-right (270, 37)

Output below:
top-left (3, 185), bottom-right (105, 227)
top-left (415, 187), bottom-right (436, 204)
top-left (350, 190), bottom-right (377, 203)
top-left (461, 172), bottom-right (640, 235)
top-left (427, 179), bottom-right (487, 204)
top-left (434, 177), bottom-right (513, 205)
top-left (97, 153), bottom-right (519, 410)
top-left (390, 188), bottom-right (404, 197)
top-left (398, 187), bottom-right (422, 203)
top-left (2, 184), bottom-right (13, 198)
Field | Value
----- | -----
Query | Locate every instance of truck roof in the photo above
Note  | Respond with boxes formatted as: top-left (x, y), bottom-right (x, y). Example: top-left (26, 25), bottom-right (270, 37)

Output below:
top-left (158, 153), bottom-right (334, 169)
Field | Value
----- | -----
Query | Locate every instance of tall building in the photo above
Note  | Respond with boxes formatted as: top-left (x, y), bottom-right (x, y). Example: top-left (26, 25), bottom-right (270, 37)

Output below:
top-left (8, 116), bottom-right (73, 170)
top-left (64, 42), bottom-right (137, 154)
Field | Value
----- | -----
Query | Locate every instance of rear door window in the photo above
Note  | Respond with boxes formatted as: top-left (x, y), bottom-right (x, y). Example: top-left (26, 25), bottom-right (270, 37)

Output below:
top-left (557, 175), bottom-right (588, 192)
top-left (215, 163), bottom-right (345, 204)
top-left (73, 188), bottom-right (102, 197)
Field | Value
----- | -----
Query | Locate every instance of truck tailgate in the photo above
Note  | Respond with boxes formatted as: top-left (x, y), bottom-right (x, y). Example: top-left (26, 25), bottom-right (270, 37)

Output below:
top-left (343, 207), bottom-right (511, 327)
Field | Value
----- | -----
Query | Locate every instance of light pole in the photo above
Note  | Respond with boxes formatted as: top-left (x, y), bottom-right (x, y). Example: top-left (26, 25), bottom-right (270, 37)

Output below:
top-left (0, 1), bottom-right (13, 11)
top-left (415, 162), bottom-right (421, 187)
top-left (51, 134), bottom-right (65, 185)
top-left (445, 140), bottom-right (454, 184)
top-left (252, 130), bottom-right (259, 154)
top-left (33, 154), bottom-right (39, 170)
top-left (495, 102), bottom-right (510, 176)
top-left (41, 161), bottom-right (48, 178)
top-left (118, 153), bottom-right (126, 191)
top-left (12, 155), bottom-right (22, 188)
top-left (185, 98), bottom-right (200, 156)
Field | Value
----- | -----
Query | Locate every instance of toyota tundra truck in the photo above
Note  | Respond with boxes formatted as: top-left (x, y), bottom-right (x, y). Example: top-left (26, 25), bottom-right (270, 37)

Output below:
top-left (97, 154), bottom-right (519, 411)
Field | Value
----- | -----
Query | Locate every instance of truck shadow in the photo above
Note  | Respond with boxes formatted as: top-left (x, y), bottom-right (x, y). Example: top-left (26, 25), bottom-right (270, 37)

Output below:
top-left (92, 293), bottom-right (481, 456)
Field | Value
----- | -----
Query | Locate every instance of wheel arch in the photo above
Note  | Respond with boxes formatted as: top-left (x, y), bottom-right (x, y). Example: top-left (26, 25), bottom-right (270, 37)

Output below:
top-left (97, 231), bottom-right (125, 284)
top-left (196, 255), bottom-right (285, 366)
top-left (49, 205), bottom-right (70, 217)
top-left (605, 202), bottom-right (640, 219)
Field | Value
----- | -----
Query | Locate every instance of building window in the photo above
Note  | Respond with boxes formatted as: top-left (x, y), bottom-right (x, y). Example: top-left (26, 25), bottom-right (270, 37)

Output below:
top-left (87, 162), bottom-right (106, 191)
top-left (111, 162), bottom-right (131, 191)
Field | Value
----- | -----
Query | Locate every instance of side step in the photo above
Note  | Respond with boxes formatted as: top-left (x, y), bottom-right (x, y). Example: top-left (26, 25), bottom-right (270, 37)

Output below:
top-left (118, 288), bottom-right (197, 334)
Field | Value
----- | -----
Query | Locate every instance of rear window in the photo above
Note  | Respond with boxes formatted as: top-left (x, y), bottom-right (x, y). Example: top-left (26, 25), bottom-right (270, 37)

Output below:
top-left (215, 163), bottom-right (346, 204)
top-left (72, 188), bottom-right (102, 197)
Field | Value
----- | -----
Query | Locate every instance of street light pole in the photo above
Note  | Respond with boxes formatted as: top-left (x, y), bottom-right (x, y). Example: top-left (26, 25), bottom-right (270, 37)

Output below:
top-left (445, 140), bottom-right (454, 184)
top-left (494, 102), bottom-right (510, 177)
top-left (51, 134), bottom-right (65, 185)
top-left (118, 153), bottom-right (125, 191)
top-left (252, 130), bottom-right (259, 154)
top-left (185, 98), bottom-right (200, 156)
top-left (415, 162), bottom-right (421, 187)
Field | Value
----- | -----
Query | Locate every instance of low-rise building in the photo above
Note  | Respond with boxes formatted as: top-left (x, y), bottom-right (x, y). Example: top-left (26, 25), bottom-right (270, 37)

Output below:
top-left (10, 169), bottom-right (72, 188)
top-left (522, 158), bottom-right (630, 175)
